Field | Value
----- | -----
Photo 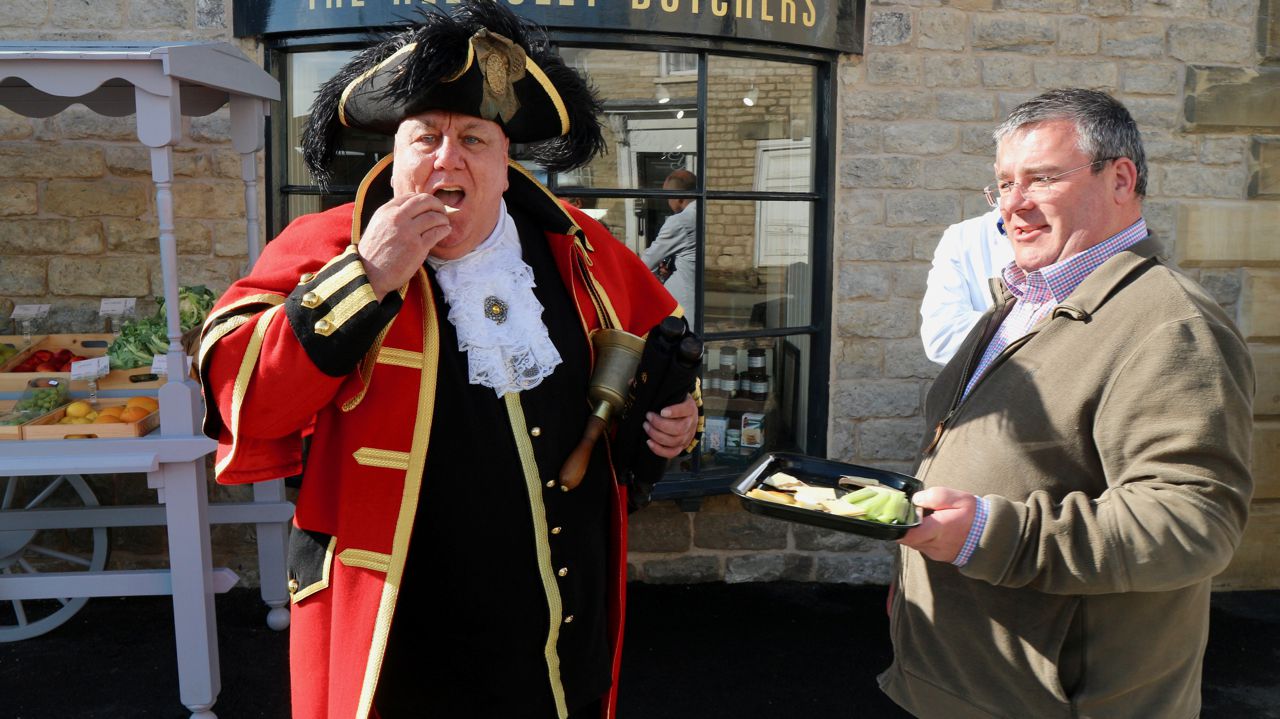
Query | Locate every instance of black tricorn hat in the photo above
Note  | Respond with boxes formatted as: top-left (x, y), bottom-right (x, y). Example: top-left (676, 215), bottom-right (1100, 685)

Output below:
top-left (302, 0), bottom-right (604, 188)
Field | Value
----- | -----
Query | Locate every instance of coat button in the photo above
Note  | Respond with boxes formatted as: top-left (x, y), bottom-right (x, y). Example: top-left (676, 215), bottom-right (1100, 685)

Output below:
top-left (299, 272), bottom-right (316, 284)
top-left (287, 578), bottom-right (299, 593)
top-left (550, 526), bottom-right (562, 535)
top-left (314, 319), bottom-right (332, 334)
top-left (545, 479), bottom-right (556, 488)
top-left (530, 426), bottom-right (542, 437)
top-left (563, 615), bottom-right (574, 624)
top-left (557, 567), bottom-right (568, 577)
top-left (302, 291), bottom-right (321, 309)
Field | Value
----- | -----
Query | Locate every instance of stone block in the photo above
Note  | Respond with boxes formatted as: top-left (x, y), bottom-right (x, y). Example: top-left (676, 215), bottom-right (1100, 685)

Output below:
top-left (884, 338), bottom-right (942, 379)
top-left (0, 182), bottom-right (37, 216)
top-left (792, 524), bottom-right (878, 552)
top-left (211, 220), bottom-right (261, 258)
top-left (628, 500), bottom-right (693, 552)
top-left (960, 125), bottom-right (997, 155)
top-left (843, 90), bottom-right (934, 121)
top-left (147, 258), bottom-right (242, 297)
top-left (1123, 96), bottom-right (1184, 131)
top-left (1214, 501), bottom-right (1280, 590)
top-left (1184, 66), bottom-right (1280, 132)
top-left (891, 263), bottom-right (930, 300)
top-left (1254, 421), bottom-right (1280, 500)
top-left (1208, 0), bottom-right (1253, 21)
top-left (919, 8), bottom-right (967, 50)
top-left (693, 494), bottom-right (789, 549)
top-left (840, 227), bottom-right (916, 261)
top-left (129, 0), bottom-right (189, 28)
top-left (36, 106), bottom-right (136, 141)
top-left (1100, 19), bottom-right (1166, 57)
top-left (190, 112), bottom-right (233, 143)
top-left (0, 4), bottom-right (46, 25)
top-left (1200, 136), bottom-right (1248, 165)
top-left (981, 57), bottom-right (1033, 88)
top-left (869, 10), bottom-right (913, 46)
top-left (1253, 344), bottom-right (1280, 415)
top-left (48, 257), bottom-right (152, 297)
top-left (106, 219), bottom-right (212, 255)
top-left (838, 156), bottom-right (921, 189)
top-left (0, 257), bottom-right (47, 295)
top-left (1080, 0), bottom-right (1131, 15)
top-left (887, 191), bottom-right (961, 226)
top-left (198, 0), bottom-right (227, 28)
top-left (105, 146), bottom-right (204, 178)
top-left (936, 91), bottom-right (995, 122)
top-left (1175, 201), bottom-right (1280, 265)
top-left (831, 379), bottom-right (922, 418)
top-left (945, 0), bottom-right (994, 9)
top-left (837, 300), bottom-right (921, 339)
top-left (972, 16), bottom-right (1056, 54)
top-left (638, 555), bottom-right (722, 583)
top-left (836, 189), bottom-right (885, 227)
top-left (1263, 0), bottom-right (1280, 60)
top-left (1143, 130), bottom-right (1198, 161)
top-left (858, 417), bottom-right (927, 461)
top-left (724, 553), bottom-right (814, 582)
top-left (1132, 0), bottom-right (1210, 14)
top-left (1169, 21), bottom-right (1255, 64)
top-left (0, 219), bottom-right (103, 256)
top-left (0, 108), bottom-right (32, 140)
top-left (1251, 138), bottom-right (1280, 198)
top-left (840, 124), bottom-right (882, 155)
top-left (813, 550), bottom-right (895, 584)
top-left (1123, 62), bottom-right (1183, 95)
top-left (924, 56), bottom-right (981, 88)
top-left (834, 339), bottom-right (884, 380)
top-left (868, 53), bottom-right (923, 86)
top-left (884, 123), bottom-right (957, 155)
top-left (50, 0), bottom-right (125, 28)
top-left (1240, 270), bottom-right (1280, 339)
top-left (1156, 164), bottom-right (1244, 199)
top-left (828, 417), bottom-right (859, 460)
top-left (838, 262), bottom-right (893, 300)
top-left (0, 144), bottom-right (105, 179)
top-left (45, 180), bottom-right (150, 218)
top-left (1033, 59), bottom-right (1119, 91)
top-left (1197, 268), bottom-right (1243, 308)
top-left (1057, 16), bottom-right (1099, 54)
top-left (174, 182), bottom-right (254, 219)
top-left (998, 0), bottom-right (1076, 11)
top-left (920, 155), bottom-right (999, 190)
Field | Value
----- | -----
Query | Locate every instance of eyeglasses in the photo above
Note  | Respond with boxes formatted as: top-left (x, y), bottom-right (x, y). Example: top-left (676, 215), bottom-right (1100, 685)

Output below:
top-left (984, 158), bottom-right (1115, 207)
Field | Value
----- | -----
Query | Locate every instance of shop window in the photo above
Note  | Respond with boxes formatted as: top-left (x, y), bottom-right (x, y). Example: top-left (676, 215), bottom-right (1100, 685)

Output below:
top-left (270, 40), bottom-right (831, 499)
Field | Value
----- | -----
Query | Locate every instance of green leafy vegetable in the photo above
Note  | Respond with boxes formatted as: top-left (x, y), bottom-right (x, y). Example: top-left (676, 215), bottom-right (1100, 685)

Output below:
top-left (107, 286), bottom-right (217, 369)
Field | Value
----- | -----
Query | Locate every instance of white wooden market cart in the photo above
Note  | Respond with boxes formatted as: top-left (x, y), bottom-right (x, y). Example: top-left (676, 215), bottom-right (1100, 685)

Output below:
top-left (0, 42), bottom-right (293, 719)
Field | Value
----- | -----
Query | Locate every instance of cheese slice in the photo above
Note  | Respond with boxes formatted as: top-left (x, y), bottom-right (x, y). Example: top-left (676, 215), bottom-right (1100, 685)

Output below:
top-left (747, 488), bottom-right (795, 505)
top-left (792, 486), bottom-right (837, 509)
top-left (764, 471), bottom-right (806, 490)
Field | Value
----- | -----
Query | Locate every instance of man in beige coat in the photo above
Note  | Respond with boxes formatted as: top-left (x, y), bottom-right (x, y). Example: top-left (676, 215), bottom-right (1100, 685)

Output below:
top-left (880, 88), bottom-right (1254, 718)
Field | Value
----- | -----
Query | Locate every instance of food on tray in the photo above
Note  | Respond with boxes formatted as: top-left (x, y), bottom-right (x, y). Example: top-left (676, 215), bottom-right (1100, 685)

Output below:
top-left (750, 470), bottom-right (916, 525)
top-left (108, 285), bottom-right (215, 369)
top-left (7, 348), bottom-right (90, 373)
top-left (15, 386), bottom-right (66, 414)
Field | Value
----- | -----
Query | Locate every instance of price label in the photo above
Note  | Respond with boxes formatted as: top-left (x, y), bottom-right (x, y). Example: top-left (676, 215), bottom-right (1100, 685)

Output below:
top-left (150, 354), bottom-right (193, 376)
top-left (99, 298), bottom-right (136, 316)
top-left (71, 356), bottom-right (111, 380)
top-left (10, 304), bottom-right (50, 321)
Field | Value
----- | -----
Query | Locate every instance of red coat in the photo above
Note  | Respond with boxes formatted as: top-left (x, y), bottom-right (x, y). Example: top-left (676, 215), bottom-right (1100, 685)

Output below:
top-left (199, 157), bottom-right (677, 719)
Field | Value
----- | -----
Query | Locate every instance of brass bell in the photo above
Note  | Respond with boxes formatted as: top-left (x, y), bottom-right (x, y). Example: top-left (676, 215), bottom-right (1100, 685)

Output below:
top-left (558, 328), bottom-right (646, 490)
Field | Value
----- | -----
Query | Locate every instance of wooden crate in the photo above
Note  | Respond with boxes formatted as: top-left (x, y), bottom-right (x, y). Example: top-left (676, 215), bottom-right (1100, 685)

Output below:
top-left (0, 399), bottom-right (65, 440)
top-left (22, 399), bottom-right (159, 440)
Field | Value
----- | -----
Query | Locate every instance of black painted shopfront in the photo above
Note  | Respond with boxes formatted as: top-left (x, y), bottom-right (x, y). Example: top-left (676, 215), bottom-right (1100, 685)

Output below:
top-left (233, 0), bottom-right (859, 500)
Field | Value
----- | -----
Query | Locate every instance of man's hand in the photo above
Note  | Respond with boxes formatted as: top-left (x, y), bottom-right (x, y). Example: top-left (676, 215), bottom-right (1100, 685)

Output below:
top-left (359, 194), bottom-right (454, 299)
top-left (898, 487), bottom-right (979, 564)
top-left (644, 394), bottom-right (698, 458)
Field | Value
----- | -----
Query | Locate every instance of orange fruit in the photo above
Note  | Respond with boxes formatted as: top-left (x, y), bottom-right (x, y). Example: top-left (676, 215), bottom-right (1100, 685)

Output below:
top-left (98, 406), bottom-right (124, 418)
top-left (93, 415), bottom-right (125, 424)
top-left (120, 406), bottom-right (151, 423)
top-left (126, 396), bottom-right (159, 412)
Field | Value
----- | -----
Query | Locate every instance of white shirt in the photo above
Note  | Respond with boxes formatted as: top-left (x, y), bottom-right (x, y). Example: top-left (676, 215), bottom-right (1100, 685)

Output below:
top-left (919, 209), bottom-right (1014, 365)
top-left (640, 200), bottom-right (697, 323)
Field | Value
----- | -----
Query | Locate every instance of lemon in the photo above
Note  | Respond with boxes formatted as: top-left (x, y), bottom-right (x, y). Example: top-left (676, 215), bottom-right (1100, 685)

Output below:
top-left (65, 401), bottom-right (92, 418)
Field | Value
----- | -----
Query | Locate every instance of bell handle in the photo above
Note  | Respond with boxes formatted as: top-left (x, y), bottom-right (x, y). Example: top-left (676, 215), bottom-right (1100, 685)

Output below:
top-left (560, 413), bottom-right (608, 490)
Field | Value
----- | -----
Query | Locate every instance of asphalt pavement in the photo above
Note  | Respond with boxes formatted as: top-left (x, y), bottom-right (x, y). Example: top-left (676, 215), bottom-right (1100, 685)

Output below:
top-left (1, 583), bottom-right (1276, 718)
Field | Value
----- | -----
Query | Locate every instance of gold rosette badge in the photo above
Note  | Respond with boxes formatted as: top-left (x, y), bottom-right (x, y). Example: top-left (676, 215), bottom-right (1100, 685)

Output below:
top-left (471, 29), bottom-right (526, 124)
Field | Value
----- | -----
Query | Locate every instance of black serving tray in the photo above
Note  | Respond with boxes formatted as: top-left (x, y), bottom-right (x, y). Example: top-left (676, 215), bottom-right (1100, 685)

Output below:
top-left (731, 451), bottom-right (923, 540)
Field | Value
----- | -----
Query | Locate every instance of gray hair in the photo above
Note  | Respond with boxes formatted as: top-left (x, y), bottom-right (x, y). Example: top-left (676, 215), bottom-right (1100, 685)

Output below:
top-left (994, 88), bottom-right (1147, 197)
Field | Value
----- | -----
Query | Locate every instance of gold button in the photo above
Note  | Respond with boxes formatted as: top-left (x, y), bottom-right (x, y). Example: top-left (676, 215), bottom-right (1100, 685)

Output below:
top-left (560, 485), bottom-right (570, 493)
top-left (563, 615), bottom-right (574, 624)
top-left (314, 319), bottom-right (333, 334)
top-left (299, 272), bottom-right (316, 284)
top-left (530, 426), bottom-right (542, 437)
top-left (287, 578), bottom-right (299, 593)
top-left (551, 526), bottom-right (562, 535)
top-left (302, 291), bottom-right (321, 309)
top-left (557, 567), bottom-right (568, 577)
top-left (545, 479), bottom-right (556, 488)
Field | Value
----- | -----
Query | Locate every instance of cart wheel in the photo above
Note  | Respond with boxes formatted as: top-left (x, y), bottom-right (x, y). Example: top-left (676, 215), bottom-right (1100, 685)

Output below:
top-left (0, 474), bottom-right (110, 642)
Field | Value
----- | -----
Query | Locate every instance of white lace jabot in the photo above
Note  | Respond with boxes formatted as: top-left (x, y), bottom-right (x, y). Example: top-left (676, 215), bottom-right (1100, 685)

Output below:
top-left (427, 201), bottom-right (562, 397)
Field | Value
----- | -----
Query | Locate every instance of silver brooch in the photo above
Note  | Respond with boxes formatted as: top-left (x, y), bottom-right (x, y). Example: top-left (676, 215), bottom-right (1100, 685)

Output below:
top-left (484, 295), bottom-right (508, 324)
